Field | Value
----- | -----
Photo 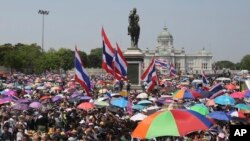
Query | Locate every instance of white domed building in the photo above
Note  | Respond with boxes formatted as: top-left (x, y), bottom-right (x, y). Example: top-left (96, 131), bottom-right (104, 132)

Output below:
top-left (143, 26), bottom-right (213, 75)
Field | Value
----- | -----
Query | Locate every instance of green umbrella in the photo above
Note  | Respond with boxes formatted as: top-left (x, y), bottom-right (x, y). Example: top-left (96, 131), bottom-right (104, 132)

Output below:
top-left (94, 101), bottom-right (109, 107)
top-left (235, 103), bottom-right (250, 110)
top-left (190, 104), bottom-right (209, 116)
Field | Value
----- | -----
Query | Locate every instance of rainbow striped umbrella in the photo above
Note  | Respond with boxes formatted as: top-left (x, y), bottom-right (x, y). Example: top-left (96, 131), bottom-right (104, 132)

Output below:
top-left (132, 109), bottom-right (213, 139)
top-left (172, 89), bottom-right (197, 99)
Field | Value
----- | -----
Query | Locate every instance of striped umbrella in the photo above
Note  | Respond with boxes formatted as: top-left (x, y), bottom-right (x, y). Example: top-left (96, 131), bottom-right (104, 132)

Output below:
top-left (132, 109), bottom-right (213, 139)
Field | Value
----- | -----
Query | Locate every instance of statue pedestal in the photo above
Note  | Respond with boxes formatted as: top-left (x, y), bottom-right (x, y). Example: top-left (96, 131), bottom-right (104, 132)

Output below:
top-left (124, 48), bottom-right (144, 89)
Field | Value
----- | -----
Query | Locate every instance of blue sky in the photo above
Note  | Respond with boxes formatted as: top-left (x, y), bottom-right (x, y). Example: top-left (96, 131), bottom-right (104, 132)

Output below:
top-left (0, 0), bottom-right (250, 63)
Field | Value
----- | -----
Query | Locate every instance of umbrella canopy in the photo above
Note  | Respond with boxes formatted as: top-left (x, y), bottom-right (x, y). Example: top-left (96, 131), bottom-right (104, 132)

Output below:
top-left (228, 111), bottom-right (246, 118)
top-left (190, 104), bottom-right (209, 116)
top-left (132, 109), bottom-right (213, 139)
top-left (16, 99), bottom-right (30, 104)
top-left (0, 97), bottom-right (12, 105)
top-left (70, 92), bottom-right (81, 98)
top-left (225, 84), bottom-right (236, 90)
top-left (130, 113), bottom-right (148, 121)
top-left (206, 99), bottom-right (215, 106)
top-left (235, 103), bottom-right (250, 110)
top-left (133, 104), bottom-right (146, 110)
top-left (172, 89), bottom-right (195, 99)
top-left (12, 103), bottom-right (29, 110)
top-left (79, 96), bottom-right (92, 100)
top-left (29, 102), bottom-right (42, 109)
top-left (230, 92), bottom-right (245, 99)
top-left (40, 95), bottom-right (51, 101)
top-left (77, 102), bottom-right (94, 110)
top-left (5, 90), bottom-right (17, 96)
top-left (244, 90), bottom-right (250, 98)
top-left (111, 98), bottom-right (128, 108)
top-left (52, 95), bottom-right (63, 102)
top-left (94, 101), bottom-right (109, 107)
top-left (208, 111), bottom-right (231, 121)
top-left (137, 100), bottom-right (152, 106)
top-left (136, 93), bottom-right (148, 99)
top-left (214, 95), bottom-right (235, 105)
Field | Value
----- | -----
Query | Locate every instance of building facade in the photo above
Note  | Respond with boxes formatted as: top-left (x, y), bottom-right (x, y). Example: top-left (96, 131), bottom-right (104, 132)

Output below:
top-left (142, 26), bottom-right (213, 75)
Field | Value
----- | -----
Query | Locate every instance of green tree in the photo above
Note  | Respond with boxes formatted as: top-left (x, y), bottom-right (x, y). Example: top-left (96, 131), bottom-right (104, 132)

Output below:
top-left (78, 50), bottom-right (89, 67)
top-left (214, 60), bottom-right (235, 70)
top-left (240, 55), bottom-right (250, 70)
top-left (88, 48), bottom-right (102, 68)
top-left (0, 43), bottom-right (13, 66)
top-left (57, 48), bottom-right (74, 71)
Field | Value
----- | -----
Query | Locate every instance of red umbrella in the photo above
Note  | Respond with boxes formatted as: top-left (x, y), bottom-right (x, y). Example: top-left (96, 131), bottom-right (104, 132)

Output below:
top-left (40, 95), bottom-right (51, 100)
top-left (190, 90), bottom-right (202, 99)
top-left (225, 84), bottom-right (236, 90)
top-left (230, 92), bottom-right (245, 99)
top-left (77, 102), bottom-right (94, 110)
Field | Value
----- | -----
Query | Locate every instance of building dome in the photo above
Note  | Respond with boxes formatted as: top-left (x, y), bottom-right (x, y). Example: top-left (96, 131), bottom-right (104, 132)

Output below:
top-left (157, 26), bottom-right (173, 48)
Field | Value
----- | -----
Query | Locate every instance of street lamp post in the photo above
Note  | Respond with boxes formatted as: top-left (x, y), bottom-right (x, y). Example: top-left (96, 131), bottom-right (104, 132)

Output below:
top-left (38, 9), bottom-right (49, 52)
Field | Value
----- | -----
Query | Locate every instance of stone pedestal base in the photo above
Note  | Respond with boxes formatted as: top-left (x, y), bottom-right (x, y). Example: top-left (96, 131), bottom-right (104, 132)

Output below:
top-left (124, 49), bottom-right (144, 87)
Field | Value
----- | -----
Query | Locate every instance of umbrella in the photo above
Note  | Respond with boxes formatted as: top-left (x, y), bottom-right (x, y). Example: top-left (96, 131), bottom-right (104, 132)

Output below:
top-left (133, 104), bottom-right (146, 110)
top-left (12, 103), bottom-right (29, 110)
top-left (225, 84), bottom-right (236, 90)
top-left (137, 100), bottom-right (152, 105)
top-left (77, 102), bottom-right (94, 110)
top-left (228, 111), bottom-right (246, 118)
top-left (5, 90), bottom-right (16, 96)
top-left (136, 93), bottom-right (148, 99)
top-left (37, 86), bottom-right (45, 90)
top-left (94, 101), bottom-right (109, 107)
top-left (70, 92), bottom-right (81, 98)
top-left (190, 104), bottom-right (209, 116)
top-left (99, 88), bottom-right (107, 94)
top-left (130, 113), bottom-right (148, 121)
top-left (111, 98), bottom-right (128, 108)
top-left (52, 95), bottom-right (63, 102)
top-left (208, 111), bottom-right (231, 121)
top-left (79, 96), bottom-right (91, 100)
top-left (24, 86), bottom-right (32, 90)
top-left (40, 95), bottom-right (51, 101)
top-left (132, 109), bottom-right (213, 139)
top-left (206, 99), bottom-right (215, 106)
top-left (244, 90), bottom-right (250, 98)
top-left (230, 92), bottom-right (245, 99)
top-left (16, 99), bottom-right (30, 104)
top-left (172, 89), bottom-right (195, 99)
top-left (214, 95), bottom-right (235, 105)
top-left (0, 97), bottom-right (12, 105)
top-left (235, 103), bottom-right (250, 110)
top-left (29, 101), bottom-right (42, 109)
top-left (96, 97), bottom-right (109, 102)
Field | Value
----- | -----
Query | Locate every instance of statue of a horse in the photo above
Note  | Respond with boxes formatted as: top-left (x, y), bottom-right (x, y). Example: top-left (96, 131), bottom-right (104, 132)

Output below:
top-left (128, 23), bottom-right (140, 48)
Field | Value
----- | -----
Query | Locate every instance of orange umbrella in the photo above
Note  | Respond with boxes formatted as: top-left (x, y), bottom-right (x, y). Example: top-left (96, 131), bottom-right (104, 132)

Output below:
top-left (206, 99), bottom-right (215, 106)
top-left (225, 84), bottom-right (236, 90)
top-left (77, 102), bottom-right (94, 110)
top-left (40, 95), bottom-right (51, 100)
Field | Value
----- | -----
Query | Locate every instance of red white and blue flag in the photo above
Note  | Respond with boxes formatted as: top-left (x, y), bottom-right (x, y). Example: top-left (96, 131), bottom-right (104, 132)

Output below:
top-left (101, 27), bottom-right (115, 75)
top-left (141, 58), bottom-right (158, 92)
top-left (74, 47), bottom-right (91, 96)
top-left (113, 43), bottom-right (128, 80)
top-left (155, 59), bottom-right (169, 69)
top-left (202, 71), bottom-right (209, 85)
top-left (170, 62), bottom-right (177, 77)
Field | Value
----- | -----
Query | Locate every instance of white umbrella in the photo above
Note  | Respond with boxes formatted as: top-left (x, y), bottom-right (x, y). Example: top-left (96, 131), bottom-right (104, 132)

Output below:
top-left (130, 113), bottom-right (147, 121)
top-left (136, 93), bottom-right (148, 99)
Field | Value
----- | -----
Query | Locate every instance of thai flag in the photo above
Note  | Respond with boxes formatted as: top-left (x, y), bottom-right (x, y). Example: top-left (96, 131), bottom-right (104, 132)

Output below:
top-left (169, 62), bottom-right (177, 77)
top-left (74, 47), bottom-right (91, 96)
top-left (209, 83), bottom-right (224, 94)
top-left (113, 43), bottom-right (128, 80)
top-left (155, 59), bottom-right (168, 69)
top-left (202, 71), bottom-right (209, 85)
top-left (141, 58), bottom-right (158, 92)
top-left (101, 27), bottom-right (115, 75)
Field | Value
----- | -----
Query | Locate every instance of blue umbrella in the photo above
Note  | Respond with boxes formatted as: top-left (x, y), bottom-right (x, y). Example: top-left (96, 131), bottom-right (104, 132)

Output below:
top-left (214, 95), bottom-right (235, 105)
top-left (132, 104), bottom-right (146, 110)
top-left (208, 111), bottom-right (231, 121)
top-left (111, 98), bottom-right (128, 108)
top-left (79, 96), bottom-right (91, 100)
top-left (52, 95), bottom-right (63, 102)
top-left (137, 100), bottom-right (152, 105)
top-left (244, 90), bottom-right (250, 98)
top-left (235, 103), bottom-right (250, 110)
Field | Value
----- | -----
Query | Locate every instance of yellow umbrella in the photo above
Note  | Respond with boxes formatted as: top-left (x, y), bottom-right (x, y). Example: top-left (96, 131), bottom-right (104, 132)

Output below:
top-left (119, 90), bottom-right (128, 96)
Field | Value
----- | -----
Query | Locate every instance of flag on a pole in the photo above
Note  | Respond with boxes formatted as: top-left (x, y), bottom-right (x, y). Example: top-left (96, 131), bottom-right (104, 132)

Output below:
top-left (113, 43), bottom-right (128, 80)
top-left (74, 47), bottom-right (91, 96)
top-left (141, 58), bottom-right (158, 92)
top-left (101, 27), bottom-right (115, 75)
top-left (202, 71), bottom-right (209, 85)
top-left (155, 59), bottom-right (169, 69)
top-left (170, 62), bottom-right (177, 77)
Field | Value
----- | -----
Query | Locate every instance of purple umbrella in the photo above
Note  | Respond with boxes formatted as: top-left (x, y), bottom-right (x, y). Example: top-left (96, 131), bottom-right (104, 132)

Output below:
top-left (0, 97), bottom-right (12, 105)
top-left (29, 101), bottom-right (42, 109)
top-left (70, 92), bottom-right (81, 98)
top-left (16, 99), bottom-right (30, 104)
top-left (52, 95), bottom-right (63, 102)
top-left (25, 90), bottom-right (32, 94)
top-left (79, 96), bottom-right (91, 100)
top-left (12, 103), bottom-right (29, 110)
top-left (6, 90), bottom-right (17, 96)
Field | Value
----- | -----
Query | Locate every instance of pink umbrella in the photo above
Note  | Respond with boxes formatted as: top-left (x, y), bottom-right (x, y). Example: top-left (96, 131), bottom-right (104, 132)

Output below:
top-left (230, 92), bottom-right (245, 99)
top-left (29, 101), bottom-right (42, 109)
top-left (6, 90), bottom-right (17, 96)
top-left (0, 97), bottom-right (12, 105)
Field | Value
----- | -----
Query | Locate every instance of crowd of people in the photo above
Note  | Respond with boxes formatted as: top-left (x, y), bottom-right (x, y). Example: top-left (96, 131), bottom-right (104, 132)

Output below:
top-left (0, 72), bottom-right (249, 141)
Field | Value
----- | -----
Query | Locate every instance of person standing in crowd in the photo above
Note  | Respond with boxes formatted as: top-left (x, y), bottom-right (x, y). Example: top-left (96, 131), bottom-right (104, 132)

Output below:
top-left (119, 79), bottom-right (124, 91)
top-left (126, 80), bottom-right (131, 93)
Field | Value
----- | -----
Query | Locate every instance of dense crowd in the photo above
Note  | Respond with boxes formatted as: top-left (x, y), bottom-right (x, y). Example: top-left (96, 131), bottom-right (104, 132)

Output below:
top-left (0, 72), bottom-right (249, 141)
